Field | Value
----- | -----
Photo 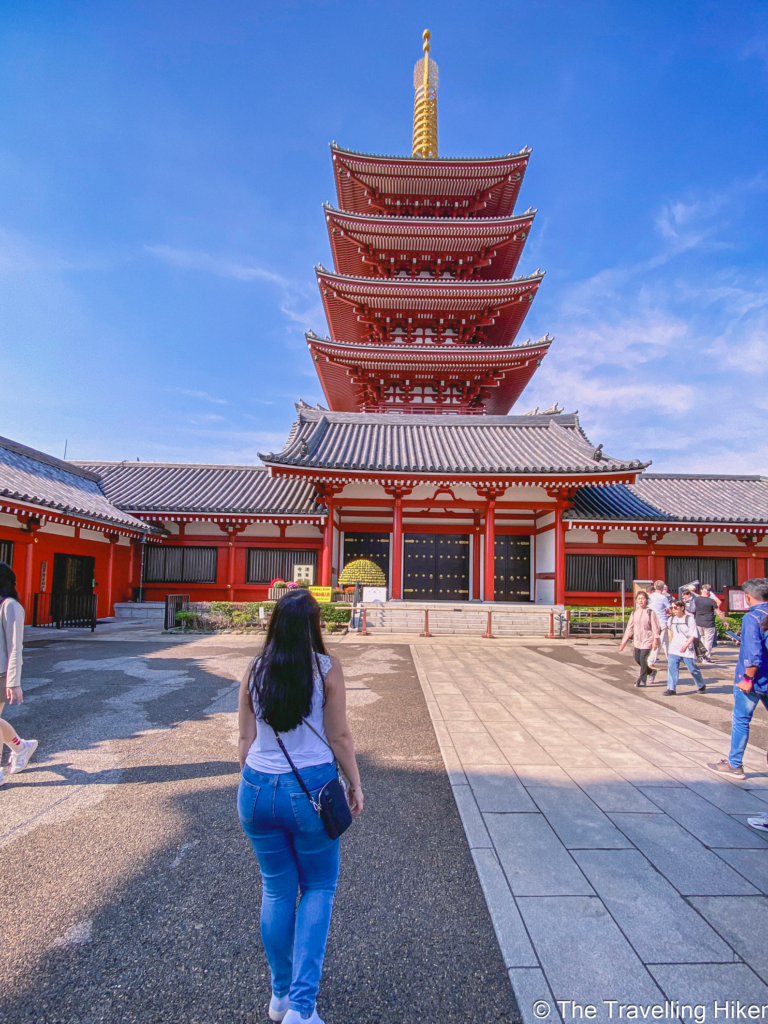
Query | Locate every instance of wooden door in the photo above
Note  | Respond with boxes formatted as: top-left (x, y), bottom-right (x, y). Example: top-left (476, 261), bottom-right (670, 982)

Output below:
top-left (494, 536), bottom-right (532, 602)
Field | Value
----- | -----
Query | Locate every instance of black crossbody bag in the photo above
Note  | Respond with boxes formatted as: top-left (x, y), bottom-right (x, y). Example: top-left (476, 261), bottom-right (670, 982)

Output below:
top-left (272, 655), bottom-right (353, 841)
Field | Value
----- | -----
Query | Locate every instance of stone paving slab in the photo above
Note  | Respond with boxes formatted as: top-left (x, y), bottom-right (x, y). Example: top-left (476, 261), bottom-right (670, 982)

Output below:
top-left (411, 642), bottom-right (768, 1023)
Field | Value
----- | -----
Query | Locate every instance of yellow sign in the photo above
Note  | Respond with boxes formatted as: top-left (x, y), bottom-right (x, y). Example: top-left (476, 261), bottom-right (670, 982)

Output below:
top-left (309, 586), bottom-right (333, 603)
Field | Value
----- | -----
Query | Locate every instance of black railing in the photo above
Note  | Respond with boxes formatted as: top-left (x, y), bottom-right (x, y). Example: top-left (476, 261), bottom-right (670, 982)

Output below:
top-left (164, 594), bottom-right (190, 630)
top-left (33, 592), bottom-right (98, 630)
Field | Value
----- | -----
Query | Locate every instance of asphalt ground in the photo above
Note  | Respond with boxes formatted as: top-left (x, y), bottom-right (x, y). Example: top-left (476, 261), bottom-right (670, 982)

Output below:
top-left (0, 636), bottom-right (517, 1024)
top-left (532, 638), bottom-right (768, 756)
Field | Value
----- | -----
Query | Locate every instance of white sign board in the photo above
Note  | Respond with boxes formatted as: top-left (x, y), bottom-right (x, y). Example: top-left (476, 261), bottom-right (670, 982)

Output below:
top-left (293, 564), bottom-right (315, 584)
top-left (362, 586), bottom-right (387, 603)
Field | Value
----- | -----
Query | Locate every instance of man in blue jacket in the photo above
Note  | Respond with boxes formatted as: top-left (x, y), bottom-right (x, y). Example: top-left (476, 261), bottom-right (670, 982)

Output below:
top-left (708, 578), bottom-right (768, 784)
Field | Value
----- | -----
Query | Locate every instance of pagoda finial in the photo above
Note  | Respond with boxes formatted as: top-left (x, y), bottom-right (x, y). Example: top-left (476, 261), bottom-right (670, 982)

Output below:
top-left (412, 29), bottom-right (438, 159)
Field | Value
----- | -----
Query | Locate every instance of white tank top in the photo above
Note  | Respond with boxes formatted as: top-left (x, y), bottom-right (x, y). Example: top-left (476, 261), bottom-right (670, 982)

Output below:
top-left (245, 653), bottom-right (333, 773)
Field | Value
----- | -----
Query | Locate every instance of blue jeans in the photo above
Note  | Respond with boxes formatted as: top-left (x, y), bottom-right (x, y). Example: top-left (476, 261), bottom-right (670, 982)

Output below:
top-left (238, 761), bottom-right (340, 1016)
top-left (728, 686), bottom-right (768, 768)
top-left (667, 655), bottom-right (705, 691)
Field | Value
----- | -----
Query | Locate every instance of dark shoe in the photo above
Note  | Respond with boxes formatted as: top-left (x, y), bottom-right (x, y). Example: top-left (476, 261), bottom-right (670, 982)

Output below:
top-left (662, 689), bottom-right (676, 696)
top-left (706, 759), bottom-right (746, 781)
top-left (696, 685), bottom-right (706, 693)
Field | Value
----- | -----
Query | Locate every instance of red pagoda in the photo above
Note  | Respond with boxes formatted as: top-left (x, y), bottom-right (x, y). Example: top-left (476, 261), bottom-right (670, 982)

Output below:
top-left (308, 30), bottom-right (552, 417)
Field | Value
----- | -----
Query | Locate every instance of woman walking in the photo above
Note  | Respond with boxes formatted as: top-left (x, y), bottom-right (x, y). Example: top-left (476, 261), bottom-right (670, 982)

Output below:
top-left (238, 589), bottom-right (363, 1024)
top-left (619, 590), bottom-right (660, 687)
top-left (0, 562), bottom-right (38, 785)
top-left (663, 598), bottom-right (707, 696)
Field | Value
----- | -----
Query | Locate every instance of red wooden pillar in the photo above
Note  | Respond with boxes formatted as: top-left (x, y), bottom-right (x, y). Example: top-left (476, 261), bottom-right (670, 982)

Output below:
top-left (221, 524), bottom-right (246, 596)
top-left (105, 533), bottom-right (119, 616)
top-left (321, 499), bottom-right (333, 589)
top-left (16, 515), bottom-right (40, 614)
top-left (384, 486), bottom-right (411, 599)
top-left (392, 495), bottom-right (403, 599)
top-left (554, 503), bottom-right (567, 606)
top-left (483, 497), bottom-right (496, 602)
top-left (472, 519), bottom-right (481, 600)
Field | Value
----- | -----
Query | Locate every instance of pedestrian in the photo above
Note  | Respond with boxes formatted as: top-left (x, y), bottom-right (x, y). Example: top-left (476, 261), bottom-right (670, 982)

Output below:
top-left (708, 578), bottom-right (768, 783)
top-left (647, 581), bottom-right (672, 660)
top-left (663, 598), bottom-right (707, 696)
top-left (0, 562), bottom-right (38, 785)
top-left (618, 590), bottom-right (660, 687)
top-left (693, 585), bottom-right (725, 665)
top-left (237, 588), bottom-right (364, 1024)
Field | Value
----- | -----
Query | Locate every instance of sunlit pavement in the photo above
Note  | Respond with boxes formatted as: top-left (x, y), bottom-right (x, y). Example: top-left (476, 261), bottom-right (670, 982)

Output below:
top-left (1, 632), bottom-right (515, 1024)
top-left (413, 639), bottom-right (768, 1023)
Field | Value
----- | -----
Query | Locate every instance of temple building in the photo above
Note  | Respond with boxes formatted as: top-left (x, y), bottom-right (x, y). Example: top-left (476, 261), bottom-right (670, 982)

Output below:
top-left (2, 31), bottom-right (768, 621)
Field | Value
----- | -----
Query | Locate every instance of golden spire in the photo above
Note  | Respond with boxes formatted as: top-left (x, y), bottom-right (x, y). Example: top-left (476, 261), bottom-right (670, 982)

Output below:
top-left (412, 29), bottom-right (438, 158)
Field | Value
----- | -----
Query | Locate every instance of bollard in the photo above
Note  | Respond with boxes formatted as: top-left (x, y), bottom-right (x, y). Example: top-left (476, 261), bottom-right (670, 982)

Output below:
top-left (547, 611), bottom-right (555, 639)
top-left (565, 608), bottom-right (571, 638)
top-left (483, 609), bottom-right (494, 639)
top-left (420, 608), bottom-right (432, 637)
top-left (361, 607), bottom-right (369, 636)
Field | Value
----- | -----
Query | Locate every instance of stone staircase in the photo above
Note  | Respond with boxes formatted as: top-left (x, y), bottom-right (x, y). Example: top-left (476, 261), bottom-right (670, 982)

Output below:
top-left (356, 601), bottom-right (561, 638)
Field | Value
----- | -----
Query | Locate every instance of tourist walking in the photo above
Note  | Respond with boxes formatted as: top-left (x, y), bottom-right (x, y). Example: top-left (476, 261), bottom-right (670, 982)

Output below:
top-left (619, 590), bottom-right (660, 686)
top-left (648, 581), bottom-right (672, 659)
top-left (0, 562), bottom-right (38, 785)
top-left (663, 598), bottom-right (707, 695)
top-left (708, 578), bottom-right (768, 784)
top-left (237, 588), bottom-right (363, 1024)
top-left (693, 585), bottom-right (725, 664)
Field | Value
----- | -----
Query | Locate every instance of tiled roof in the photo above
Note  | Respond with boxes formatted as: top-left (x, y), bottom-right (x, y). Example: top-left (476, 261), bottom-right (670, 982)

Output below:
top-left (259, 409), bottom-right (646, 477)
top-left (75, 461), bottom-right (324, 517)
top-left (0, 436), bottom-right (155, 533)
top-left (316, 267), bottom-right (543, 348)
top-left (566, 474), bottom-right (768, 525)
top-left (331, 144), bottom-right (531, 218)
top-left (323, 204), bottom-right (535, 280)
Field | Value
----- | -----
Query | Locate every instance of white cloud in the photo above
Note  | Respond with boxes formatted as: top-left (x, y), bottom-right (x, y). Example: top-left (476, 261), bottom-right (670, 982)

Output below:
top-left (522, 177), bottom-right (768, 473)
top-left (168, 387), bottom-right (228, 405)
top-left (145, 244), bottom-right (320, 337)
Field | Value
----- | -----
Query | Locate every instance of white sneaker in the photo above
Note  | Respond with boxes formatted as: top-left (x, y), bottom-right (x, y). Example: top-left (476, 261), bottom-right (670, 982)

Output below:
top-left (747, 814), bottom-right (768, 833)
top-left (9, 739), bottom-right (38, 774)
top-left (282, 1009), bottom-right (324, 1024)
top-left (269, 995), bottom-right (290, 1022)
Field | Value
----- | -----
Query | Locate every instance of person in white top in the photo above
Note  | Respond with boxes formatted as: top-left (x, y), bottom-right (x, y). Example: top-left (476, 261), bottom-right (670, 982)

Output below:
top-left (647, 581), bottom-right (672, 659)
top-left (663, 598), bottom-right (707, 696)
top-left (237, 589), bottom-right (363, 1024)
top-left (0, 562), bottom-right (38, 785)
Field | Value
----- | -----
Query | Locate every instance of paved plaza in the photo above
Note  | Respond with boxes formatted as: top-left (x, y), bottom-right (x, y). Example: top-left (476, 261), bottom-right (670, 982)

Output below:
top-left (412, 639), bottom-right (768, 1024)
top-left (4, 628), bottom-right (768, 1023)
top-left (0, 630), bottom-right (513, 1024)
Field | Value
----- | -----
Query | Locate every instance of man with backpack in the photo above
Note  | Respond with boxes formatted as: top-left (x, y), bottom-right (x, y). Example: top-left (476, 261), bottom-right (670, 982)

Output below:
top-left (707, 578), bottom-right (768, 785)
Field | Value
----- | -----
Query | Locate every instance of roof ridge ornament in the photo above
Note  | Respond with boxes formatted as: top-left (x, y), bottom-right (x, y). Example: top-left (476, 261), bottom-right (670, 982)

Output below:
top-left (412, 30), bottom-right (438, 159)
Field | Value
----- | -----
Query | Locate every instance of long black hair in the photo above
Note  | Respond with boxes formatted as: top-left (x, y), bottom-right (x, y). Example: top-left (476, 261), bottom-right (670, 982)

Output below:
top-left (249, 588), bottom-right (327, 733)
top-left (0, 562), bottom-right (19, 601)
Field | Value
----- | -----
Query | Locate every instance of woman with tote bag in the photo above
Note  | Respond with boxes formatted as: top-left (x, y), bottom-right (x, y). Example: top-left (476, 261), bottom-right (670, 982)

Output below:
top-left (0, 562), bottom-right (38, 784)
top-left (237, 588), bottom-right (363, 1024)
top-left (619, 590), bottom-right (661, 687)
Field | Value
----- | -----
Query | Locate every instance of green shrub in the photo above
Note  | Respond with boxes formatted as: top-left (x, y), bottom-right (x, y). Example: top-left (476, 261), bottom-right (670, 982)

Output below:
top-left (716, 612), bottom-right (745, 639)
top-left (317, 603), bottom-right (352, 625)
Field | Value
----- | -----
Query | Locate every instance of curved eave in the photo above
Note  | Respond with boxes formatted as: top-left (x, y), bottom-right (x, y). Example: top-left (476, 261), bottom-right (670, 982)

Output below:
top-left (324, 205), bottom-right (536, 280)
top-left (330, 143), bottom-right (532, 163)
top-left (307, 334), bottom-right (552, 367)
top-left (0, 495), bottom-right (159, 536)
top-left (316, 269), bottom-right (544, 348)
top-left (331, 144), bottom-right (531, 218)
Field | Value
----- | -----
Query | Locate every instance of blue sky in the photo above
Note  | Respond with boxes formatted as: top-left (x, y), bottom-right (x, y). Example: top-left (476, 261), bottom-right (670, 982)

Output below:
top-left (1, 0), bottom-right (767, 472)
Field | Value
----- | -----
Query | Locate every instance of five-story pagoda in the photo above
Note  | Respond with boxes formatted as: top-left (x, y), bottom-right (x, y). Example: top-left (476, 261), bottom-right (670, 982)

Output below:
top-left (307, 30), bottom-right (553, 416)
top-left (261, 32), bottom-right (644, 606)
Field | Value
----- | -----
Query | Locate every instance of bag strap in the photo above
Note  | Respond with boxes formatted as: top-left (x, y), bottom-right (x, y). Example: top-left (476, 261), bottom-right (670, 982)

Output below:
top-left (274, 734), bottom-right (321, 812)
